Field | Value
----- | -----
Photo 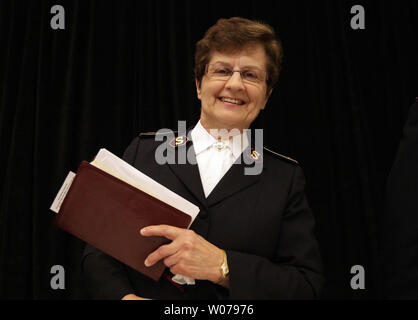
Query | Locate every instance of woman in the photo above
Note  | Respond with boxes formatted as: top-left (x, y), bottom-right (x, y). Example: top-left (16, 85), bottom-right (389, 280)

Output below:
top-left (82, 17), bottom-right (323, 300)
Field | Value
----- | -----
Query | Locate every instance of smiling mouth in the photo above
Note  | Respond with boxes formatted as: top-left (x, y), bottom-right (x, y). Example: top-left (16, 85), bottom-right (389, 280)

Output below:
top-left (218, 97), bottom-right (245, 105)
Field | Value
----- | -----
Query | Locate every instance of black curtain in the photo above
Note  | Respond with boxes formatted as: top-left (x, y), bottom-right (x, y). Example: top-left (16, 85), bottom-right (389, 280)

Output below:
top-left (0, 0), bottom-right (417, 299)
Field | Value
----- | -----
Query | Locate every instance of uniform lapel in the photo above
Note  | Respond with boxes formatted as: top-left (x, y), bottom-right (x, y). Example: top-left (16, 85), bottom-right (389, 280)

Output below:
top-left (166, 138), bottom-right (207, 209)
top-left (206, 147), bottom-right (266, 207)
top-left (166, 130), bottom-right (266, 209)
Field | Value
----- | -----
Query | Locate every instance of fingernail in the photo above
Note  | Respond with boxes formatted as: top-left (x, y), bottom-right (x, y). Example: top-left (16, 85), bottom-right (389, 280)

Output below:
top-left (140, 228), bottom-right (146, 235)
top-left (144, 259), bottom-right (150, 267)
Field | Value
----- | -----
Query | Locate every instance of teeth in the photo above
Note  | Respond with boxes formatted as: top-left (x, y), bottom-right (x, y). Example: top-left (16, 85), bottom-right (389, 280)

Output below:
top-left (220, 97), bottom-right (243, 105)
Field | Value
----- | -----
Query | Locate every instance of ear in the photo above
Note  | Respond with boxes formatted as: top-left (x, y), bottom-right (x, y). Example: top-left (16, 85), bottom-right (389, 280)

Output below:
top-left (195, 78), bottom-right (202, 100)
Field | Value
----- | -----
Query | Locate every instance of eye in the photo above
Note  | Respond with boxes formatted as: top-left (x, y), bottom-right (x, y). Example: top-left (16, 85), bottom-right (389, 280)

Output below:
top-left (214, 67), bottom-right (230, 75)
top-left (243, 70), bottom-right (258, 79)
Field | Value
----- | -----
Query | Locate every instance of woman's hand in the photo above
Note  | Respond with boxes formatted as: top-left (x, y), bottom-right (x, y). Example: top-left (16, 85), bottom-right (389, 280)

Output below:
top-left (141, 225), bottom-right (224, 283)
top-left (121, 294), bottom-right (151, 300)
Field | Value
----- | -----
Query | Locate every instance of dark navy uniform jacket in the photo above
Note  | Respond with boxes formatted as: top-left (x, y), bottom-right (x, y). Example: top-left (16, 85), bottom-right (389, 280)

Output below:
top-left (82, 130), bottom-right (324, 299)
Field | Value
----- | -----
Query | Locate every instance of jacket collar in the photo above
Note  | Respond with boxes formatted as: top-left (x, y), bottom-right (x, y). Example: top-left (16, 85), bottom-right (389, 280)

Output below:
top-left (191, 120), bottom-right (249, 160)
top-left (166, 123), bottom-right (265, 208)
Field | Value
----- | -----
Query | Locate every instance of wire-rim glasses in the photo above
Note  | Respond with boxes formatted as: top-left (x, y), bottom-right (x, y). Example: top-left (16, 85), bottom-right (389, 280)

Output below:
top-left (205, 63), bottom-right (267, 85)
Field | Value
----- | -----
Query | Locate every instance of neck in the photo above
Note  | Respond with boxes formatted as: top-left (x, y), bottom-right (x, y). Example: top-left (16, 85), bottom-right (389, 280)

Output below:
top-left (200, 119), bottom-right (247, 139)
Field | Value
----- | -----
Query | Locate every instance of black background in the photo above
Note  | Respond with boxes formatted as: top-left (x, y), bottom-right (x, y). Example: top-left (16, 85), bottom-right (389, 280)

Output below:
top-left (0, 0), bottom-right (417, 299)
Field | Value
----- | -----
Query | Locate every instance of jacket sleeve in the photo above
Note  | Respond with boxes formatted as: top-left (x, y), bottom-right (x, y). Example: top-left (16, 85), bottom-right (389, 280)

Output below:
top-left (380, 101), bottom-right (418, 298)
top-left (225, 166), bottom-right (324, 299)
top-left (81, 137), bottom-right (140, 299)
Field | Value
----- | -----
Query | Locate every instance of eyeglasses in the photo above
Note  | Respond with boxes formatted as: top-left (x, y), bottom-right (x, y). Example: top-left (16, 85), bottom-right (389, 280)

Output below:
top-left (205, 63), bottom-right (267, 85)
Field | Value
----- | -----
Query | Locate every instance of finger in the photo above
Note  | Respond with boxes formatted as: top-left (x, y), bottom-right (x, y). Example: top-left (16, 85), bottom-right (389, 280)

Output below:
top-left (144, 241), bottom-right (180, 267)
top-left (163, 250), bottom-right (181, 268)
top-left (140, 224), bottom-right (184, 241)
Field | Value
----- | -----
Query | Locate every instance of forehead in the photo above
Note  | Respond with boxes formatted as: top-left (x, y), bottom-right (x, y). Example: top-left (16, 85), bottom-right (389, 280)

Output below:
top-left (208, 45), bottom-right (267, 69)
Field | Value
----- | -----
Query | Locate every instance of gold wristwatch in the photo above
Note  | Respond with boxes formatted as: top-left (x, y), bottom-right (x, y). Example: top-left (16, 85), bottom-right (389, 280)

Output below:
top-left (218, 250), bottom-right (229, 282)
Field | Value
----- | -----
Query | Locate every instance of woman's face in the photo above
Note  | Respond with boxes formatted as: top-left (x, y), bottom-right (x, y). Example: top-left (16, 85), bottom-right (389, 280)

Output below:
top-left (196, 44), bottom-right (271, 132)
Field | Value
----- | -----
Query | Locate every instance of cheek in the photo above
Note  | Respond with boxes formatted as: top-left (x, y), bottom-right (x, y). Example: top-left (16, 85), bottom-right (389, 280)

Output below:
top-left (202, 86), bottom-right (222, 102)
top-left (250, 92), bottom-right (267, 110)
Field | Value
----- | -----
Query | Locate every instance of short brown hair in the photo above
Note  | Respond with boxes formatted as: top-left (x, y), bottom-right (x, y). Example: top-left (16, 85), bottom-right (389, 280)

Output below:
top-left (194, 17), bottom-right (283, 94)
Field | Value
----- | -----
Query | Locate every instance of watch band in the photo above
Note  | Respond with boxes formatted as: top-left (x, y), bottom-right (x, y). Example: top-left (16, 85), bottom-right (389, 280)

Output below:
top-left (217, 250), bottom-right (229, 283)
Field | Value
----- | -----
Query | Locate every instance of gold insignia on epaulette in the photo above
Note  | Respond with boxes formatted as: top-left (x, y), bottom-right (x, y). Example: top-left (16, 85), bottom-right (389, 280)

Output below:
top-left (251, 150), bottom-right (260, 160)
top-left (169, 135), bottom-right (189, 148)
top-left (244, 149), bottom-right (262, 163)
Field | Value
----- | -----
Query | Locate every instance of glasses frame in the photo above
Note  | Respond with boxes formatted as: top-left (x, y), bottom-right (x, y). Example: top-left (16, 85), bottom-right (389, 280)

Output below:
top-left (205, 63), bottom-right (268, 85)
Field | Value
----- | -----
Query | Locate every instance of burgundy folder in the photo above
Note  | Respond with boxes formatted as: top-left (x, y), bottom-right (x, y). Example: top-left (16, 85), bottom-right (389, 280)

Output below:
top-left (54, 161), bottom-right (192, 281)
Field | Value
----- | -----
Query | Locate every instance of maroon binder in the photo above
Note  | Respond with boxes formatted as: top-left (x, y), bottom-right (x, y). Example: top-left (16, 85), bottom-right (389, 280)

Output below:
top-left (54, 161), bottom-right (192, 281)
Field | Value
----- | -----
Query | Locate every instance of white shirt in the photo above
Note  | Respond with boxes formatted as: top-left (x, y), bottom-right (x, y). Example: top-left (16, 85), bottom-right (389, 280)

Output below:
top-left (191, 121), bottom-right (249, 198)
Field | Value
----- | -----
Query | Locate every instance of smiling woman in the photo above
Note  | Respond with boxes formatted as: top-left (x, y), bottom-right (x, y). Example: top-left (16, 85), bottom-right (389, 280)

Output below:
top-left (82, 17), bottom-right (324, 300)
top-left (194, 17), bottom-right (283, 95)
top-left (197, 46), bottom-right (270, 131)
top-left (194, 17), bottom-right (282, 132)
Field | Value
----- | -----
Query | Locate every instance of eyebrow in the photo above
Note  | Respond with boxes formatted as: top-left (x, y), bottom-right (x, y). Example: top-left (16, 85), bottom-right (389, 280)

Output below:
top-left (211, 61), bottom-right (263, 70)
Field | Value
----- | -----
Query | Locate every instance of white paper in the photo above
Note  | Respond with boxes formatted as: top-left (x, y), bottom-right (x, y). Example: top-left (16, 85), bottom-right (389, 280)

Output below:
top-left (90, 148), bottom-right (200, 227)
top-left (50, 171), bottom-right (76, 213)
top-left (171, 274), bottom-right (196, 285)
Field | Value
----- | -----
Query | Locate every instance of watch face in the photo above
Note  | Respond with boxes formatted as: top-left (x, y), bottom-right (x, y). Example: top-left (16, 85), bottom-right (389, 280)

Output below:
top-left (221, 251), bottom-right (229, 276)
top-left (221, 264), bottom-right (229, 276)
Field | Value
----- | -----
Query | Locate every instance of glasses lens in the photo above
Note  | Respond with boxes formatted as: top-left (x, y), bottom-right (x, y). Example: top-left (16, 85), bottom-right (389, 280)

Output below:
top-left (207, 64), bottom-right (266, 84)
top-left (241, 69), bottom-right (264, 83)
top-left (208, 65), bottom-right (231, 79)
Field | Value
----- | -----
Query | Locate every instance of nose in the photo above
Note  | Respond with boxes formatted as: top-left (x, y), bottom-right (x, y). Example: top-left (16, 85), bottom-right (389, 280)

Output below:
top-left (225, 71), bottom-right (245, 91)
